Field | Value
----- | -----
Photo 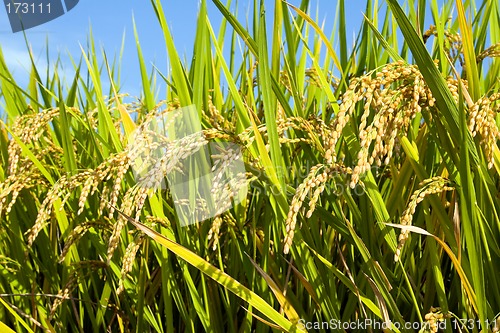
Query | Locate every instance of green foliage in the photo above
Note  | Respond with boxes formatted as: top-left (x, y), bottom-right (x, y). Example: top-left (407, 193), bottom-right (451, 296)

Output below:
top-left (1, 0), bottom-right (500, 332)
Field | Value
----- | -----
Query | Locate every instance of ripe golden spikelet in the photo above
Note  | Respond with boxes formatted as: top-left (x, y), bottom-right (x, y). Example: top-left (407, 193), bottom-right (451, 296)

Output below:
top-left (477, 43), bottom-right (500, 63)
top-left (1, 109), bottom-right (62, 216)
top-left (323, 60), bottom-right (465, 188)
top-left (283, 163), bottom-right (352, 254)
top-left (145, 215), bottom-right (171, 228)
top-left (28, 149), bottom-right (131, 248)
top-left (207, 215), bottom-right (224, 251)
top-left (99, 185), bottom-right (111, 215)
top-left (117, 233), bottom-right (145, 296)
top-left (107, 186), bottom-right (148, 264)
top-left (106, 206), bottom-right (132, 264)
top-left (58, 220), bottom-right (110, 263)
top-left (203, 128), bottom-right (238, 143)
top-left (8, 107), bottom-right (60, 174)
top-left (350, 61), bottom-right (426, 187)
top-left (28, 176), bottom-right (71, 247)
top-left (203, 96), bottom-right (234, 132)
top-left (28, 161), bottom-right (132, 257)
top-left (394, 177), bottom-right (454, 262)
top-left (239, 115), bottom-right (313, 149)
top-left (279, 70), bottom-right (292, 92)
top-left (305, 67), bottom-right (322, 87)
top-left (422, 307), bottom-right (448, 333)
top-left (0, 134), bottom-right (62, 214)
top-left (284, 165), bottom-right (320, 254)
top-left (49, 261), bottom-right (107, 319)
top-left (77, 174), bottom-right (95, 216)
top-left (468, 93), bottom-right (500, 168)
top-left (423, 25), bottom-right (463, 64)
top-left (324, 87), bottom-right (355, 165)
top-left (49, 273), bottom-right (78, 319)
top-left (210, 145), bottom-right (250, 211)
top-left (0, 172), bottom-right (45, 215)
top-left (108, 153), bottom-right (131, 217)
top-left (133, 188), bottom-right (150, 221)
top-left (276, 116), bottom-right (324, 150)
top-left (312, 117), bottom-right (328, 144)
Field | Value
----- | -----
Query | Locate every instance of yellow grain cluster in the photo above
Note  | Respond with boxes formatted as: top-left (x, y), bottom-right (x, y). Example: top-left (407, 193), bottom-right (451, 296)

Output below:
top-left (284, 163), bottom-right (352, 254)
top-left (395, 177), bottom-right (454, 262)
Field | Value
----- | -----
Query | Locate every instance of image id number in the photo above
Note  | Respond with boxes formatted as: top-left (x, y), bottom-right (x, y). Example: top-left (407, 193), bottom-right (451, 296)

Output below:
top-left (6, 2), bottom-right (51, 14)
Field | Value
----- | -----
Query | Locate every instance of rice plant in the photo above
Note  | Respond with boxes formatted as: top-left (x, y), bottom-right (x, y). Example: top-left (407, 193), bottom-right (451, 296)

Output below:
top-left (1, 0), bottom-right (500, 332)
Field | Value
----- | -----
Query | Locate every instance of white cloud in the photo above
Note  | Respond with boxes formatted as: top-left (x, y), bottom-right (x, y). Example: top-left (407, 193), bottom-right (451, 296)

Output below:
top-left (1, 44), bottom-right (44, 76)
top-left (1, 43), bottom-right (80, 88)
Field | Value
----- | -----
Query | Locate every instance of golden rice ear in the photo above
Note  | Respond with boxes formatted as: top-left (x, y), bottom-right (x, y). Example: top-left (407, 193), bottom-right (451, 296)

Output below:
top-left (207, 215), bottom-right (223, 251)
top-left (117, 233), bottom-right (145, 296)
top-left (394, 177), bottom-right (454, 262)
top-left (467, 94), bottom-right (500, 169)
top-left (58, 220), bottom-right (105, 263)
top-left (283, 163), bottom-right (352, 254)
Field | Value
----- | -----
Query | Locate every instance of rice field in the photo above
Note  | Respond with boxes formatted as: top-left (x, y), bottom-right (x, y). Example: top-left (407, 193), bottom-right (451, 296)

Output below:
top-left (1, 0), bottom-right (500, 332)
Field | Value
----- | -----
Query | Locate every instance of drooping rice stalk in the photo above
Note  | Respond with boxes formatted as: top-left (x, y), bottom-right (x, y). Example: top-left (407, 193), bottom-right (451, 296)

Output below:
top-left (0, 0), bottom-right (499, 332)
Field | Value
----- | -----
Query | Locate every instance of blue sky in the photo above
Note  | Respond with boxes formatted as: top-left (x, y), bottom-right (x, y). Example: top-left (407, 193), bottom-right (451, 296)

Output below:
top-left (0, 1), bottom-right (362, 102)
